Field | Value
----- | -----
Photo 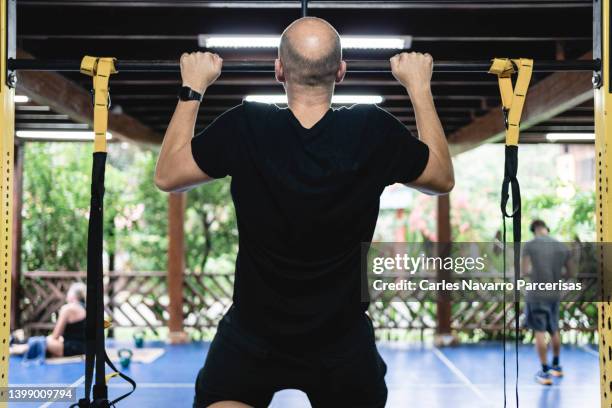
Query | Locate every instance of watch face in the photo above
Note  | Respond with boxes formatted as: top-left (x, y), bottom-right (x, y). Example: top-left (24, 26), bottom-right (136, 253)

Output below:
top-left (179, 86), bottom-right (201, 101)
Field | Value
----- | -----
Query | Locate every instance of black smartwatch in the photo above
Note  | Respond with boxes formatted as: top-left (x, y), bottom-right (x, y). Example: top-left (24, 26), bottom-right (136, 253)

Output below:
top-left (178, 86), bottom-right (203, 102)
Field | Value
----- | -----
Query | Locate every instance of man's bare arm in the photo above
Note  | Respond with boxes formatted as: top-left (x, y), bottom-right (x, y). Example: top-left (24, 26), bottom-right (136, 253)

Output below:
top-left (407, 87), bottom-right (454, 194)
top-left (154, 52), bottom-right (223, 192)
top-left (521, 254), bottom-right (532, 278)
top-left (155, 100), bottom-right (209, 192)
top-left (390, 52), bottom-right (454, 195)
top-left (50, 305), bottom-right (69, 340)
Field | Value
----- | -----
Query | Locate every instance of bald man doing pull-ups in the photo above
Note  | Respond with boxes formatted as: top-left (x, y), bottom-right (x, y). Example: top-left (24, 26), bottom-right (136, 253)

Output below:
top-left (155, 17), bottom-right (454, 408)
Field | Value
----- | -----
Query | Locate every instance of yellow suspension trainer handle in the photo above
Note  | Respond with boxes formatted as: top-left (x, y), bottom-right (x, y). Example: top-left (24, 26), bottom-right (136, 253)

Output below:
top-left (80, 56), bottom-right (117, 153)
top-left (488, 58), bottom-right (533, 146)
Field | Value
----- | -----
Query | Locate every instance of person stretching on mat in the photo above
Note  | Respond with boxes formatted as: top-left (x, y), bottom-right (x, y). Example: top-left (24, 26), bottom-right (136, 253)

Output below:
top-left (10, 282), bottom-right (86, 358)
top-left (155, 17), bottom-right (454, 408)
top-left (522, 219), bottom-right (571, 385)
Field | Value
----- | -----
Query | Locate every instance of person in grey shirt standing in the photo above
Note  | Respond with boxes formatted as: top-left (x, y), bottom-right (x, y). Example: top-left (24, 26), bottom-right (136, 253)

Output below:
top-left (522, 219), bottom-right (571, 385)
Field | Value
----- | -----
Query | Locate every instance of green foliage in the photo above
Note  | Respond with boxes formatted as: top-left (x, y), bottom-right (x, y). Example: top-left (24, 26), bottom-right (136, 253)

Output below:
top-left (23, 143), bottom-right (92, 270)
top-left (113, 149), bottom-right (168, 271)
top-left (186, 180), bottom-right (237, 273)
top-left (21, 142), bottom-right (238, 273)
top-left (25, 142), bottom-right (594, 274)
top-left (523, 187), bottom-right (595, 241)
top-left (400, 144), bottom-right (596, 243)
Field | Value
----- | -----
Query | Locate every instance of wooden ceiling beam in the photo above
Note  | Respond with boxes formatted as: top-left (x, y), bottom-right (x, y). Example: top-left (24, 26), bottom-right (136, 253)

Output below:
top-left (448, 52), bottom-right (594, 154)
top-left (15, 49), bottom-right (162, 145)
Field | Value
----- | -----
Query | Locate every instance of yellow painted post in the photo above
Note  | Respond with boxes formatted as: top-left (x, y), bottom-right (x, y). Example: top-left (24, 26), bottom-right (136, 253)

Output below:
top-left (596, 0), bottom-right (612, 406)
top-left (0, 0), bottom-right (14, 405)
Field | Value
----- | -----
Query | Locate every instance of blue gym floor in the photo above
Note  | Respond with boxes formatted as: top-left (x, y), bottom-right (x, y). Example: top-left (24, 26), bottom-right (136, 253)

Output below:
top-left (9, 341), bottom-right (600, 408)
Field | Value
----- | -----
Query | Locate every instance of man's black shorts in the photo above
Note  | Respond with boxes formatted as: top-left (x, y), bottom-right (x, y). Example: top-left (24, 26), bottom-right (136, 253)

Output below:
top-left (525, 301), bottom-right (560, 333)
top-left (193, 309), bottom-right (388, 407)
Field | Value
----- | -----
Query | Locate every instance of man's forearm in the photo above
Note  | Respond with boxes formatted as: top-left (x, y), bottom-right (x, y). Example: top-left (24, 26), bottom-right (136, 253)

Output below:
top-left (409, 87), bottom-right (453, 181)
top-left (156, 98), bottom-right (202, 178)
top-left (154, 52), bottom-right (221, 191)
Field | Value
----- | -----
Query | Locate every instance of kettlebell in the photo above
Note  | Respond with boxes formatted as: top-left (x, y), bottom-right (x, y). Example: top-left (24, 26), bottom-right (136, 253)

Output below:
top-left (118, 348), bottom-right (133, 369)
top-left (133, 331), bottom-right (144, 348)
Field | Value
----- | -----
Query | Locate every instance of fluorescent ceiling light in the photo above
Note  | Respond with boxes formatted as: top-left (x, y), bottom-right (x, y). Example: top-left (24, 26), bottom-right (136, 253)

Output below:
top-left (332, 95), bottom-right (384, 104)
top-left (545, 133), bottom-right (595, 142)
top-left (244, 94), bottom-right (383, 105)
top-left (340, 37), bottom-right (409, 50)
top-left (15, 95), bottom-right (29, 103)
top-left (199, 35), bottom-right (411, 50)
top-left (203, 35), bottom-right (279, 48)
top-left (244, 95), bottom-right (288, 104)
top-left (16, 130), bottom-right (113, 141)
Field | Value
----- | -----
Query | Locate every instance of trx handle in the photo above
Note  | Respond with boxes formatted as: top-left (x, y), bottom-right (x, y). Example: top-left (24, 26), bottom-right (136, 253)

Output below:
top-left (489, 58), bottom-right (532, 408)
top-left (74, 56), bottom-right (135, 408)
top-left (488, 58), bottom-right (533, 147)
top-left (488, 57), bottom-right (532, 243)
top-left (80, 56), bottom-right (117, 153)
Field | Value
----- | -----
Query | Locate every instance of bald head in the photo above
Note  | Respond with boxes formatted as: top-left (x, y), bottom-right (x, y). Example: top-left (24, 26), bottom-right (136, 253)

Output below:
top-left (278, 17), bottom-right (343, 88)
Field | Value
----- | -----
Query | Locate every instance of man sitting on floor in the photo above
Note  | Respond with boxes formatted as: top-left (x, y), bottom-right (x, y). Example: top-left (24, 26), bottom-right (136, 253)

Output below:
top-left (11, 282), bottom-right (86, 360)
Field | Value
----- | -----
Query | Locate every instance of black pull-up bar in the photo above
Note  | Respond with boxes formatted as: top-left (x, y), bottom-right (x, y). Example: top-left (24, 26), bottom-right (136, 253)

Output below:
top-left (6, 58), bottom-right (601, 73)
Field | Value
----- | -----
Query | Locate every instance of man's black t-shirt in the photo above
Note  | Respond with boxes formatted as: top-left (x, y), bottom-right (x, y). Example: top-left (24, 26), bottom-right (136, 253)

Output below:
top-left (191, 101), bottom-right (429, 349)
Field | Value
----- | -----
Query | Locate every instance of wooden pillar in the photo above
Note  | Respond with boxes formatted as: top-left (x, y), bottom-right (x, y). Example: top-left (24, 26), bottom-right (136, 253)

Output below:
top-left (435, 194), bottom-right (454, 346)
top-left (10, 141), bottom-right (22, 331)
top-left (437, 194), bottom-right (451, 244)
top-left (167, 192), bottom-right (188, 344)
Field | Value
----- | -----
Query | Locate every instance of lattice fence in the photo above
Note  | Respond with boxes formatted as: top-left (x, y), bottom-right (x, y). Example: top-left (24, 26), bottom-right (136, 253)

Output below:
top-left (19, 270), bottom-right (597, 339)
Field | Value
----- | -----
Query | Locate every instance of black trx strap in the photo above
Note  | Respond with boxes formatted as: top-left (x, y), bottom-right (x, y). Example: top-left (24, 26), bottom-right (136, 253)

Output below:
top-left (489, 58), bottom-right (532, 408)
top-left (69, 56), bottom-right (136, 408)
top-left (501, 145), bottom-right (521, 407)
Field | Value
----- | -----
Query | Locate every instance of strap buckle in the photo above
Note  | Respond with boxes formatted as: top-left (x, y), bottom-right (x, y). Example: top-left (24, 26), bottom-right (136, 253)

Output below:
top-left (89, 89), bottom-right (112, 109)
top-left (502, 107), bottom-right (509, 130)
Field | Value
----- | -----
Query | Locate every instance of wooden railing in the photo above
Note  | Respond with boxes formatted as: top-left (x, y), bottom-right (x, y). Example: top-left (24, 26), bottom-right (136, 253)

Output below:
top-left (19, 270), bottom-right (597, 340)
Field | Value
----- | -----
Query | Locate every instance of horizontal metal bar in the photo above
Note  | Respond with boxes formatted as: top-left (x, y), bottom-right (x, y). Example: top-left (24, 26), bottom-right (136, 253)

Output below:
top-left (8, 58), bottom-right (601, 73)
top-left (17, 1), bottom-right (594, 9)
top-left (17, 34), bottom-right (592, 42)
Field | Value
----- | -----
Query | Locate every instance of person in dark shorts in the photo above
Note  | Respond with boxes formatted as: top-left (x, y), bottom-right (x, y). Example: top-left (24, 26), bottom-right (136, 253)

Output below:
top-left (155, 17), bottom-right (454, 408)
top-left (10, 282), bottom-right (86, 358)
top-left (522, 219), bottom-right (571, 385)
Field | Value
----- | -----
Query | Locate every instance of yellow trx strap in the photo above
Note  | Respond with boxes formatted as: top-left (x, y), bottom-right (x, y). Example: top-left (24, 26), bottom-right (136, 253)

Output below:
top-left (488, 58), bottom-right (533, 145)
top-left (79, 56), bottom-right (117, 152)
